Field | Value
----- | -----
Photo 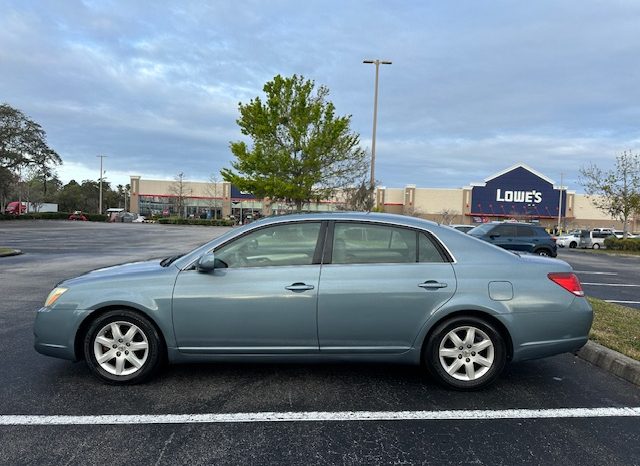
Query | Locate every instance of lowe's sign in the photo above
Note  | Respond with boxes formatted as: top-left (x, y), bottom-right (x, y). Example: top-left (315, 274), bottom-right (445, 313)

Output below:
top-left (495, 189), bottom-right (542, 203)
top-left (470, 165), bottom-right (566, 218)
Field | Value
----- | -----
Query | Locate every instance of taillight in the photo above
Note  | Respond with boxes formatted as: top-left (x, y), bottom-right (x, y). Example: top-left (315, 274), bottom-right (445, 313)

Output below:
top-left (548, 272), bottom-right (584, 296)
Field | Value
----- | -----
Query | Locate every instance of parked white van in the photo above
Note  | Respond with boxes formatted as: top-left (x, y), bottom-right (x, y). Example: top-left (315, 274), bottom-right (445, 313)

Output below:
top-left (578, 229), bottom-right (613, 249)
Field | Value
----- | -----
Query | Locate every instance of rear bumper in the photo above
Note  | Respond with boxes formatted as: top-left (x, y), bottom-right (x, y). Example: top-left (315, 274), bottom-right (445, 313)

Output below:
top-left (510, 297), bottom-right (593, 362)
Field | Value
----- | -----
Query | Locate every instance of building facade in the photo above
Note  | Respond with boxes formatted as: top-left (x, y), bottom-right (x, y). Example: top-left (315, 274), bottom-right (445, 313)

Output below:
top-left (129, 164), bottom-right (638, 231)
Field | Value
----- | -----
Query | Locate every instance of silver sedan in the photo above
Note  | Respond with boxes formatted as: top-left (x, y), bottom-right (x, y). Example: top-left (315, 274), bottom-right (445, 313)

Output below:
top-left (34, 212), bottom-right (592, 390)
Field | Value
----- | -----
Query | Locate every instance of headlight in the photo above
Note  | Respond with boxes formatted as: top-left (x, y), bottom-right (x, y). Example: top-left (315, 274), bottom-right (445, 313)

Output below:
top-left (44, 287), bottom-right (68, 307)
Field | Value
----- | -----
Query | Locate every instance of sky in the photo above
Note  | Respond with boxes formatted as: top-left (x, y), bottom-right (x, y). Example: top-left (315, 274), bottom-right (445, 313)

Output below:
top-left (1, 0), bottom-right (639, 193)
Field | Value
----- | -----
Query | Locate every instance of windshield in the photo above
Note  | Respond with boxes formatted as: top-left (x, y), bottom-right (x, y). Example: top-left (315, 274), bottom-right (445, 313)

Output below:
top-left (467, 224), bottom-right (493, 236)
top-left (160, 254), bottom-right (184, 267)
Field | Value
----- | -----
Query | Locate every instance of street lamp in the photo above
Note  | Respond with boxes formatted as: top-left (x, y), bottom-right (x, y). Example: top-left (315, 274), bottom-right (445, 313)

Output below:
top-left (97, 155), bottom-right (107, 214)
top-left (363, 59), bottom-right (392, 191)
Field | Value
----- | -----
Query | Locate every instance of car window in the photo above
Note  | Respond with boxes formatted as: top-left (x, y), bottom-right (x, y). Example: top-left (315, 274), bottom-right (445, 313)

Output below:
top-left (332, 223), bottom-right (416, 264)
top-left (516, 225), bottom-right (535, 237)
top-left (418, 233), bottom-right (446, 263)
top-left (492, 224), bottom-right (517, 237)
top-left (215, 222), bottom-right (321, 267)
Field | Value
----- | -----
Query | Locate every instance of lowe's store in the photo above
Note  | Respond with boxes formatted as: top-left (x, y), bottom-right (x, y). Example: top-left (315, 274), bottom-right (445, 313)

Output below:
top-left (129, 163), bottom-right (637, 232)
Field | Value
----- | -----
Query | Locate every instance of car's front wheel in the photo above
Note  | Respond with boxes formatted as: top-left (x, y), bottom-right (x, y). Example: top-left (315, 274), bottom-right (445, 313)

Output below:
top-left (593, 243), bottom-right (600, 249)
top-left (424, 316), bottom-right (506, 390)
top-left (569, 241), bottom-right (577, 248)
top-left (83, 310), bottom-right (162, 384)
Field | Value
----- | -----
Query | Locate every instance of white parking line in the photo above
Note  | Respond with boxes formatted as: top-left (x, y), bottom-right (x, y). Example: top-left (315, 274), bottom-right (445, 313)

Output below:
top-left (605, 300), bottom-right (640, 305)
top-left (574, 271), bottom-right (618, 276)
top-left (1, 408), bottom-right (639, 425)
top-left (581, 283), bottom-right (640, 287)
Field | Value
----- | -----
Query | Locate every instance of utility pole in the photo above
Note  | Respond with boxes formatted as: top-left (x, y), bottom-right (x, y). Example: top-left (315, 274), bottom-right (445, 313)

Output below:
top-left (97, 155), bottom-right (107, 214)
top-left (557, 172), bottom-right (563, 234)
top-left (363, 59), bottom-right (392, 198)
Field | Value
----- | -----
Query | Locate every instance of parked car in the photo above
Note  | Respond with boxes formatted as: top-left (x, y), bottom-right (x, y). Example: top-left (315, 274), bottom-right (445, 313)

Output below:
top-left (118, 212), bottom-right (138, 223)
top-left (611, 230), bottom-right (639, 239)
top-left (34, 213), bottom-right (591, 390)
top-left (467, 222), bottom-right (558, 257)
top-left (556, 231), bottom-right (581, 248)
top-left (449, 224), bottom-right (475, 233)
top-left (68, 211), bottom-right (88, 221)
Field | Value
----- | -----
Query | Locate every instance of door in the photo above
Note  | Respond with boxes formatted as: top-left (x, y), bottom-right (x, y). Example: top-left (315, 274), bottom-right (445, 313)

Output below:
top-left (514, 224), bottom-right (538, 253)
top-left (172, 222), bottom-right (323, 353)
top-left (487, 223), bottom-right (519, 251)
top-left (317, 222), bottom-right (456, 353)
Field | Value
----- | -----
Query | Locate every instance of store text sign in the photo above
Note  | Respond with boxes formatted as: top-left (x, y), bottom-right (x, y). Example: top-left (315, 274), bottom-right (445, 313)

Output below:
top-left (496, 189), bottom-right (542, 203)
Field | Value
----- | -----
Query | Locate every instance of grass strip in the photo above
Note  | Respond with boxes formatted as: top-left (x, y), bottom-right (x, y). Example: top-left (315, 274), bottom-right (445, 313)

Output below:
top-left (588, 297), bottom-right (640, 360)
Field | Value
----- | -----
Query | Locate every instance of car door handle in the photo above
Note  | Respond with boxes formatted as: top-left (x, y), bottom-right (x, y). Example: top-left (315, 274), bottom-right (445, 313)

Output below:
top-left (419, 280), bottom-right (448, 290)
top-left (285, 283), bottom-right (315, 292)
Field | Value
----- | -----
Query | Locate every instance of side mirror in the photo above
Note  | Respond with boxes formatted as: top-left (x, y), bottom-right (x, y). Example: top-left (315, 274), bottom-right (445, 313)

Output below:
top-left (197, 252), bottom-right (217, 273)
top-left (489, 234), bottom-right (501, 239)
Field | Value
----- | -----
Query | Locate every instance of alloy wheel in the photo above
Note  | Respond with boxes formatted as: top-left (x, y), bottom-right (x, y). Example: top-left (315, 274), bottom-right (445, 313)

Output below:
top-left (93, 321), bottom-right (149, 376)
top-left (438, 326), bottom-right (495, 381)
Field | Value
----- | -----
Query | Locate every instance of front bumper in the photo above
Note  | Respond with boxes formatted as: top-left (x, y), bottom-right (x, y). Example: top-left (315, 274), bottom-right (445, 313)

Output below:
top-left (33, 307), bottom-right (92, 361)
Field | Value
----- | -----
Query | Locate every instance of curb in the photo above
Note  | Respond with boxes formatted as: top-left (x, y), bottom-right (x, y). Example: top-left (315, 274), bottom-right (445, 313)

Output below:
top-left (0, 249), bottom-right (22, 257)
top-left (577, 341), bottom-right (640, 386)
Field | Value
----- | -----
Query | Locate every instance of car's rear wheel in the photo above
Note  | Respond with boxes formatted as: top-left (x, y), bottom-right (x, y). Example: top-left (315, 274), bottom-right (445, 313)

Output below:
top-left (425, 316), bottom-right (506, 390)
top-left (83, 310), bottom-right (162, 384)
top-left (593, 243), bottom-right (600, 249)
top-left (569, 241), bottom-right (577, 248)
top-left (535, 248), bottom-right (551, 256)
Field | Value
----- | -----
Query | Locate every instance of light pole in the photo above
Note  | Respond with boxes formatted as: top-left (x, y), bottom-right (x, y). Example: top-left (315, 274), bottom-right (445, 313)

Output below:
top-left (97, 155), bottom-right (107, 214)
top-left (557, 172), bottom-right (564, 234)
top-left (363, 59), bottom-right (392, 192)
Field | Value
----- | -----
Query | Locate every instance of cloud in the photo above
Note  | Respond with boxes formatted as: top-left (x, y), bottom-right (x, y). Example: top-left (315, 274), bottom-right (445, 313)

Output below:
top-left (1, 0), bottom-right (639, 195)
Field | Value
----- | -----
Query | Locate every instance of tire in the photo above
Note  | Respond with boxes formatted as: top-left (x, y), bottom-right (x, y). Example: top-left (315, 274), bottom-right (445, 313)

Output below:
top-left (593, 243), bottom-right (600, 249)
top-left (535, 248), bottom-right (551, 256)
top-left (569, 241), bottom-right (577, 248)
top-left (83, 310), bottom-right (163, 384)
top-left (424, 316), bottom-right (506, 390)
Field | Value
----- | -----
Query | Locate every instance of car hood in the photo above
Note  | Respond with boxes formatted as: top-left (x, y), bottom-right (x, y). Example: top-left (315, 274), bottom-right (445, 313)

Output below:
top-left (61, 259), bottom-right (169, 286)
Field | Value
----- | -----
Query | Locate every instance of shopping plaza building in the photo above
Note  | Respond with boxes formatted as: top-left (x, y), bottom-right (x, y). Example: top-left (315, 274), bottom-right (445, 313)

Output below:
top-left (129, 163), bottom-right (638, 231)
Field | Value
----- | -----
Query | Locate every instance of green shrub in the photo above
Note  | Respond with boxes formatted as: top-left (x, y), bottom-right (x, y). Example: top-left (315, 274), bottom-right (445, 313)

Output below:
top-left (604, 236), bottom-right (640, 251)
top-left (157, 217), bottom-right (235, 226)
top-left (0, 212), bottom-right (108, 222)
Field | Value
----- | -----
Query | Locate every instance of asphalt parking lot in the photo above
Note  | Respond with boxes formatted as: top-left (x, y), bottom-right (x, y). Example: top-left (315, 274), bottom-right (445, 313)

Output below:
top-left (0, 221), bottom-right (639, 465)
top-left (557, 248), bottom-right (640, 309)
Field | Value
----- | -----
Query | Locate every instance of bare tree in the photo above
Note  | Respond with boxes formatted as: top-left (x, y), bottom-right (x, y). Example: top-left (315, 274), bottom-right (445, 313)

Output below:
top-left (404, 205), bottom-right (424, 218)
top-left (205, 173), bottom-right (221, 219)
top-left (338, 180), bottom-right (375, 211)
top-left (169, 172), bottom-right (192, 218)
top-left (580, 151), bottom-right (640, 238)
top-left (438, 209), bottom-right (460, 225)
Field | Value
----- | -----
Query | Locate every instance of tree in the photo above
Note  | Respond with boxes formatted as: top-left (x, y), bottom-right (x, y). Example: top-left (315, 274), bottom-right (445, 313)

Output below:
top-left (580, 151), bottom-right (640, 238)
top-left (339, 180), bottom-right (375, 211)
top-left (0, 103), bottom-right (61, 175)
top-left (169, 172), bottom-right (191, 217)
top-left (222, 74), bottom-right (369, 211)
top-left (205, 173), bottom-right (221, 219)
top-left (56, 180), bottom-right (84, 212)
top-left (0, 167), bottom-right (17, 213)
top-left (438, 209), bottom-right (460, 225)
